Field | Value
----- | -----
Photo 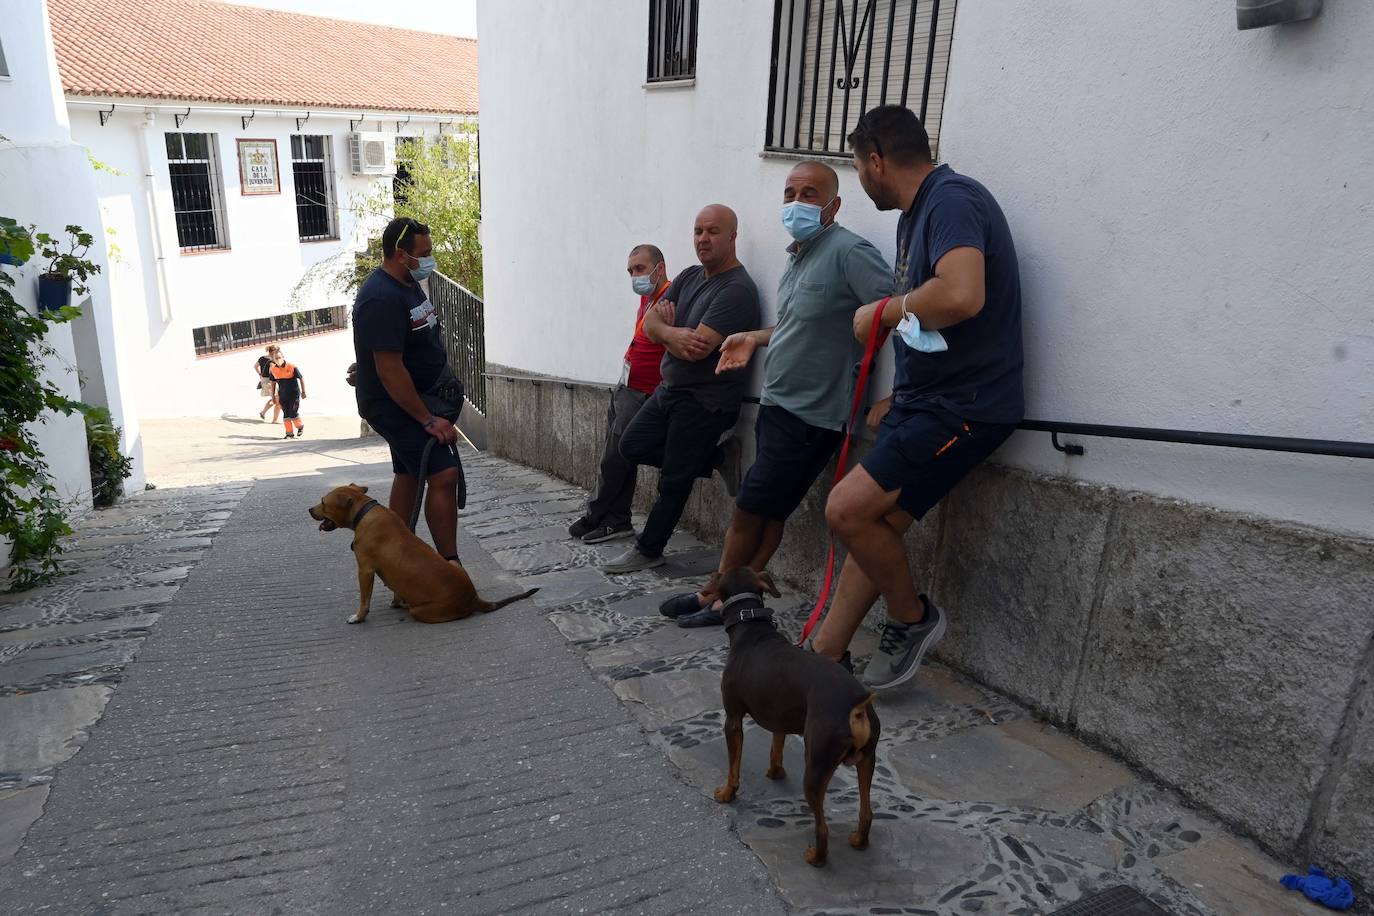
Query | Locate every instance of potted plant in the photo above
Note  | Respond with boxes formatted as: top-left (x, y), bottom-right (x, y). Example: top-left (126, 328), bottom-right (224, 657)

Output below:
top-left (0, 217), bottom-right (23, 266)
top-left (35, 224), bottom-right (101, 313)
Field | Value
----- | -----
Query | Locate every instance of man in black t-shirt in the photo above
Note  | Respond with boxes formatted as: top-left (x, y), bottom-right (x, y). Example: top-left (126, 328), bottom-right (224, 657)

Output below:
top-left (351, 217), bottom-right (463, 563)
top-left (811, 106), bottom-right (1024, 692)
top-left (606, 205), bottom-right (762, 573)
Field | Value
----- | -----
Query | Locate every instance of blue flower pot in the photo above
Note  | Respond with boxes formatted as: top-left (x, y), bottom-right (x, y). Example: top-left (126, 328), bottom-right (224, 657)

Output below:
top-left (37, 275), bottom-right (72, 312)
top-left (0, 247), bottom-right (17, 266)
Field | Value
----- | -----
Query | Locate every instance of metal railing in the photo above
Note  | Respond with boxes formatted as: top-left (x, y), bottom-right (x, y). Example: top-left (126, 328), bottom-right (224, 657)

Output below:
top-left (1020, 419), bottom-right (1374, 460)
top-left (192, 306), bottom-right (348, 357)
top-left (481, 369), bottom-right (1373, 462)
top-left (648, 0), bottom-right (699, 82)
top-left (765, 0), bottom-right (958, 156)
top-left (428, 272), bottom-right (487, 414)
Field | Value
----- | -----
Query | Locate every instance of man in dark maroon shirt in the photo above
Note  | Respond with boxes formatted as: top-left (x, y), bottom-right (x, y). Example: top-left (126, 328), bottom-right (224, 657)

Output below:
top-left (567, 244), bottom-right (670, 544)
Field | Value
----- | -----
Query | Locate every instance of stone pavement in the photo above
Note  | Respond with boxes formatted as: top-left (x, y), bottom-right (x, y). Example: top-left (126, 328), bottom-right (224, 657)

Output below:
top-left (0, 459), bottom-right (788, 915)
top-left (0, 416), bottom-right (1334, 914)
top-left (454, 451), bottom-right (1328, 916)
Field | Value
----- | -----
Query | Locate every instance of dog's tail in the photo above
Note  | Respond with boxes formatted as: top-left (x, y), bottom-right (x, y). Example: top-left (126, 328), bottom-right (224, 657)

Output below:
top-left (478, 587), bottom-right (540, 613)
top-left (845, 694), bottom-right (876, 763)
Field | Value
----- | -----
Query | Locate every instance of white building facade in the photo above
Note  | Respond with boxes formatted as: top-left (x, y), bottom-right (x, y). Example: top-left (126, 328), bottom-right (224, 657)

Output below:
top-left (478, 0), bottom-right (1374, 889)
top-left (0, 0), bottom-right (125, 510)
top-left (67, 106), bottom-right (462, 418)
top-left (49, 0), bottom-right (479, 419)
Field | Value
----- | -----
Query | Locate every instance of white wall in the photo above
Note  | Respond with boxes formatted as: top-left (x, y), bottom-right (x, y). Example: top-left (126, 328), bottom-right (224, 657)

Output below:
top-left (68, 108), bottom-right (451, 418)
top-left (478, 0), bottom-right (1374, 537)
top-left (0, 0), bottom-right (124, 511)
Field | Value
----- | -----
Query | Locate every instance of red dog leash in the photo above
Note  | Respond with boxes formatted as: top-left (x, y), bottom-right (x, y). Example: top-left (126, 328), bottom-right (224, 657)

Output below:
top-left (797, 298), bottom-right (891, 646)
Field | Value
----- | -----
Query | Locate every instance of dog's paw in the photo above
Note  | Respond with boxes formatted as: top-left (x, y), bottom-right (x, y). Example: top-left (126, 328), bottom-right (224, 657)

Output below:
top-left (848, 830), bottom-right (869, 850)
top-left (712, 785), bottom-right (738, 804)
top-left (764, 766), bottom-right (786, 780)
top-left (804, 845), bottom-right (827, 867)
top-left (347, 614), bottom-right (365, 624)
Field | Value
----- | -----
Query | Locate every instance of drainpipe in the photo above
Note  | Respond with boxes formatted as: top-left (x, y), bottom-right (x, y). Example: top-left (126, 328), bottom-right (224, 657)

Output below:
top-left (138, 111), bottom-right (173, 322)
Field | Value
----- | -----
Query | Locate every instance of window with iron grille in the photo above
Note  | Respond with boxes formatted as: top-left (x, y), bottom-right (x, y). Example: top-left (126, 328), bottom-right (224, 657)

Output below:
top-left (647, 0), bottom-right (699, 83)
top-left (290, 135), bottom-right (338, 241)
top-left (394, 136), bottom-right (422, 206)
top-left (191, 306), bottom-right (349, 357)
top-left (165, 132), bottom-right (230, 251)
top-left (765, 0), bottom-right (958, 158)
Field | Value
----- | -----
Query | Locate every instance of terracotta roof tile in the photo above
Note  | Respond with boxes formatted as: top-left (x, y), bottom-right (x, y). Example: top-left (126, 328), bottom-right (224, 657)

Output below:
top-left (49, 0), bottom-right (477, 114)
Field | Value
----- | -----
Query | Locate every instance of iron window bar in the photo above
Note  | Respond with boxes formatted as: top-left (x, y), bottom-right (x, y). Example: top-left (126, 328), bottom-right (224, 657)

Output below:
top-left (647, 0), bottom-right (699, 82)
top-left (166, 132), bottom-right (229, 251)
top-left (765, 0), bottom-right (957, 157)
top-left (290, 134), bottom-right (338, 241)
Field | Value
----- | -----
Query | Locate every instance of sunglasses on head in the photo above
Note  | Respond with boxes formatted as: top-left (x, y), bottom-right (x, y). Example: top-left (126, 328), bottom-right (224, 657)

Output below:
top-left (395, 218), bottom-right (423, 248)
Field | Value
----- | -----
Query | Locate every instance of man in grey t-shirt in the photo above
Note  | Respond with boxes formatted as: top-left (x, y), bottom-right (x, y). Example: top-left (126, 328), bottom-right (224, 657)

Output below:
top-left (605, 205), bottom-right (762, 573)
top-left (657, 163), bottom-right (894, 630)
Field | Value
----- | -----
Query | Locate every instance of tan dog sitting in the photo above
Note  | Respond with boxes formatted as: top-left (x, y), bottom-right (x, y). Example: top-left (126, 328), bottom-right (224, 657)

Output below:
top-left (308, 483), bottom-right (537, 624)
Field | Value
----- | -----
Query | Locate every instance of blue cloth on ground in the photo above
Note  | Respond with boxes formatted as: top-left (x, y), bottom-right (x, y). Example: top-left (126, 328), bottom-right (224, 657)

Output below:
top-left (1280, 866), bottom-right (1355, 910)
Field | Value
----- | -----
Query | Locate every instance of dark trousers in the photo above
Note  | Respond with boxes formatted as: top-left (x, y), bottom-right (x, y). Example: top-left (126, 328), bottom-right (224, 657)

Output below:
top-left (618, 386), bottom-right (738, 558)
top-left (585, 385), bottom-right (649, 529)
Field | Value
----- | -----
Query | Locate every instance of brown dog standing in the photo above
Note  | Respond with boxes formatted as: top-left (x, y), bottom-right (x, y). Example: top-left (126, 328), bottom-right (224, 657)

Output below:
top-left (308, 483), bottom-right (536, 624)
top-left (713, 566), bottom-right (879, 867)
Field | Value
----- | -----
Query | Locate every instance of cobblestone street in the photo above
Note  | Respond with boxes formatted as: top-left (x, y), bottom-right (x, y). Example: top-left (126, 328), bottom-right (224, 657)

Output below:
top-left (0, 417), bottom-right (1328, 914)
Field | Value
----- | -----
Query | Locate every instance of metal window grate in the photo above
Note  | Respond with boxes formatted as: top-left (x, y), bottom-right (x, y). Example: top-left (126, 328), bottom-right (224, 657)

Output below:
top-left (427, 271), bottom-right (487, 414)
top-left (291, 134), bottom-right (338, 241)
top-left (765, 0), bottom-right (958, 157)
top-left (394, 136), bottom-right (423, 206)
top-left (192, 305), bottom-right (348, 357)
top-left (166, 132), bottom-right (229, 250)
top-left (647, 0), bottom-right (699, 82)
top-left (1047, 886), bottom-right (1171, 916)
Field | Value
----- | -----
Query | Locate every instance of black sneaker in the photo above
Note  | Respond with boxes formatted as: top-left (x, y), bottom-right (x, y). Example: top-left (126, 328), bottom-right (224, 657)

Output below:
top-left (296, 427), bottom-right (305, 438)
top-left (568, 516), bottom-right (597, 539)
top-left (284, 432), bottom-right (295, 439)
top-left (582, 523), bottom-right (634, 544)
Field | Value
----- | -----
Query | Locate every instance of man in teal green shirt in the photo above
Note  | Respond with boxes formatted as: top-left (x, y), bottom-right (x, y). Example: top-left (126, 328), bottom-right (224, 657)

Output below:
top-left (660, 162), bottom-right (894, 630)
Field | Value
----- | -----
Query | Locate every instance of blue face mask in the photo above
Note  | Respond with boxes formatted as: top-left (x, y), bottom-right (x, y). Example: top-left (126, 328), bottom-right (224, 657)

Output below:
top-left (781, 198), bottom-right (834, 242)
top-left (895, 306), bottom-right (948, 354)
top-left (409, 255), bottom-right (437, 282)
top-left (631, 274), bottom-right (656, 296)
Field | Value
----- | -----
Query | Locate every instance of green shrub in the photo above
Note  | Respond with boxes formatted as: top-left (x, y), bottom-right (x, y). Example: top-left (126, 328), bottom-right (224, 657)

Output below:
top-left (78, 403), bottom-right (132, 509)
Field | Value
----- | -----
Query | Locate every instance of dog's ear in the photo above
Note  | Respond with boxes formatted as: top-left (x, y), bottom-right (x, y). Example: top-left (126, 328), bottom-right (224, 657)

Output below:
top-left (755, 570), bottom-right (781, 598)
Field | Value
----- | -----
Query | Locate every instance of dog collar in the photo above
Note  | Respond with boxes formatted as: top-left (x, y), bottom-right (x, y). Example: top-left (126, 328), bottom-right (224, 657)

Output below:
top-left (350, 498), bottom-right (381, 529)
top-left (722, 594), bottom-right (773, 631)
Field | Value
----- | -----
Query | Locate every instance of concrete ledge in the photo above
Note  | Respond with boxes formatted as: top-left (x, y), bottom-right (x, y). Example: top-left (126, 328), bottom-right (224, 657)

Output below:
top-left (483, 365), bottom-right (1374, 890)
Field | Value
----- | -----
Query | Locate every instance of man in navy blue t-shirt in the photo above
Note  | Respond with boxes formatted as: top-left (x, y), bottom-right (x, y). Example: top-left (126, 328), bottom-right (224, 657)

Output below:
top-left (811, 105), bottom-right (1024, 691)
top-left (351, 217), bottom-right (464, 564)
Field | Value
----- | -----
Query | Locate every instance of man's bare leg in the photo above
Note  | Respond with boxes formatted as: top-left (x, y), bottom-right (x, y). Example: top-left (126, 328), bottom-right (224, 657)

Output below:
top-left (745, 518), bottom-right (785, 572)
top-left (424, 467), bottom-right (460, 559)
top-left (389, 473), bottom-right (419, 521)
top-left (812, 467), bottom-right (921, 659)
top-left (687, 507), bottom-right (768, 607)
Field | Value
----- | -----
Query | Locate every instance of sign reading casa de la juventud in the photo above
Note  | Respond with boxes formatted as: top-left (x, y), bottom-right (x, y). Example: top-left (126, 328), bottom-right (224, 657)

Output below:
top-left (236, 138), bottom-right (281, 195)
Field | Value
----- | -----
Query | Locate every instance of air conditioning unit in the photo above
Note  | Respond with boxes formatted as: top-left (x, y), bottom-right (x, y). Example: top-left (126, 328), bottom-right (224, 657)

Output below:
top-left (349, 132), bottom-right (396, 176)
